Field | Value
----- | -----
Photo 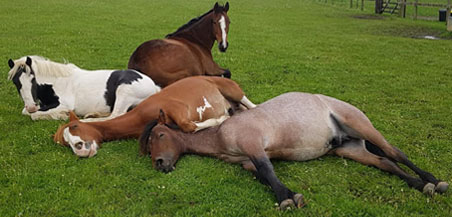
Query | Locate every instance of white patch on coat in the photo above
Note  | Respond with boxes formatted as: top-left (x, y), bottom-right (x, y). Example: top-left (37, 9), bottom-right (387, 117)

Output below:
top-left (63, 127), bottom-right (98, 157)
top-left (196, 97), bottom-right (213, 120)
top-left (219, 16), bottom-right (227, 48)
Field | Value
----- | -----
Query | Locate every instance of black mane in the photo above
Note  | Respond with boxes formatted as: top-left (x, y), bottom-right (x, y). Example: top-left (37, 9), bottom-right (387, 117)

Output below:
top-left (165, 9), bottom-right (214, 38)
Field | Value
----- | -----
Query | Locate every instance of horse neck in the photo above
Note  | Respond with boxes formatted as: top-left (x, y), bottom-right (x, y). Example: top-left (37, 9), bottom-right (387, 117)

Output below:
top-left (177, 126), bottom-right (223, 156)
top-left (88, 110), bottom-right (148, 142)
top-left (171, 14), bottom-right (215, 51)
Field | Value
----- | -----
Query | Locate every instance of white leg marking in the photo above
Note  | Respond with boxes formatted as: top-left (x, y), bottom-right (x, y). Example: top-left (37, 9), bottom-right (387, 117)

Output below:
top-left (196, 97), bottom-right (213, 120)
top-left (193, 115), bottom-right (229, 132)
top-left (240, 96), bottom-right (256, 109)
top-left (219, 16), bottom-right (227, 48)
top-left (30, 107), bottom-right (69, 120)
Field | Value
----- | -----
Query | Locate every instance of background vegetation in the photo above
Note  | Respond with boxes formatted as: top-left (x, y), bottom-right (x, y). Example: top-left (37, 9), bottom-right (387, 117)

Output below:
top-left (0, 0), bottom-right (451, 216)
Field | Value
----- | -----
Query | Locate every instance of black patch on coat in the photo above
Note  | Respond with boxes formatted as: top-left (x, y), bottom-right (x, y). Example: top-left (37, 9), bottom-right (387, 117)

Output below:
top-left (104, 70), bottom-right (143, 112)
top-left (36, 83), bottom-right (60, 111)
top-left (11, 66), bottom-right (25, 93)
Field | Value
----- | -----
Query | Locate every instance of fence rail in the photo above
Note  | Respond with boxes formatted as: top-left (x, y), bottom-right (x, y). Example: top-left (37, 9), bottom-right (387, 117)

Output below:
top-left (317, 0), bottom-right (452, 31)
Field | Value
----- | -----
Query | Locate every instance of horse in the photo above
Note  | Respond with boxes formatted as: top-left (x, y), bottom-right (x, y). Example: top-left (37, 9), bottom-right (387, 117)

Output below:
top-left (53, 76), bottom-right (256, 158)
top-left (128, 2), bottom-right (231, 87)
top-left (139, 92), bottom-right (449, 210)
top-left (7, 56), bottom-right (160, 120)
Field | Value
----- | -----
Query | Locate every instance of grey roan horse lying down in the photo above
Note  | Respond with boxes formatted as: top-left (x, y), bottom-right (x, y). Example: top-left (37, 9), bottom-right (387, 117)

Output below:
top-left (139, 92), bottom-right (448, 210)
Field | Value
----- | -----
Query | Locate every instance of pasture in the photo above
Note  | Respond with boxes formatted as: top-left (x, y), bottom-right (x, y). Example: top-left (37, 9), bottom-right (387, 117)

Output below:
top-left (1, 0), bottom-right (451, 216)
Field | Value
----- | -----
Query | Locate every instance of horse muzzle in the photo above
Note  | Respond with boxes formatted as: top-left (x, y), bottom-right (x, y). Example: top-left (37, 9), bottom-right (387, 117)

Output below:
top-left (25, 104), bottom-right (39, 113)
top-left (218, 41), bottom-right (228, 52)
top-left (154, 157), bottom-right (175, 173)
top-left (72, 141), bottom-right (99, 158)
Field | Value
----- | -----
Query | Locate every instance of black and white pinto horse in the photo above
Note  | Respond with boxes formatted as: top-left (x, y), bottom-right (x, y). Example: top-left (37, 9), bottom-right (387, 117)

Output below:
top-left (7, 56), bottom-right (161, 120)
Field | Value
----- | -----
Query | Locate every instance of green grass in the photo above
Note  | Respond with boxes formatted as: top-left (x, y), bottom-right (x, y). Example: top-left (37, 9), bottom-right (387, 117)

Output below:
top-left (1, 0), bottom-right (452, 216)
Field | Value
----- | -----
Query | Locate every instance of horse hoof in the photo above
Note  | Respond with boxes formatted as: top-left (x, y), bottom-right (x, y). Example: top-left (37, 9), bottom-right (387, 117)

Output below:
top-left (294, 194), bottom-right (305, 208)
top-left (279, 199), bottom-right (295, 210)
top-left (423, 183), bottom-right (435, 196)
top-left (435, 182), bottom-right (449, 193)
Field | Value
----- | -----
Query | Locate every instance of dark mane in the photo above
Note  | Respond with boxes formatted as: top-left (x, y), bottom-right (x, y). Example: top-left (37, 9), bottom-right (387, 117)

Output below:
top-left (165, 9), bottom-right (213, 38)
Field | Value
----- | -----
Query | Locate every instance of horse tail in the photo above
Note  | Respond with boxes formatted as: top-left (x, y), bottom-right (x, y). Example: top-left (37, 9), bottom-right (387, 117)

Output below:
top-left (139, 119), bottom-right (158, 155)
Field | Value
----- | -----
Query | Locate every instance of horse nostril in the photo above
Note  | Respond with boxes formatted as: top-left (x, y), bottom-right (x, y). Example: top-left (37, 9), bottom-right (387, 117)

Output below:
top-left (156, 158), bottom-right (164, 167)
top-left (85, 142), bottom-right (91, 150)
top-left (75, 142), bottom-right (83, 150)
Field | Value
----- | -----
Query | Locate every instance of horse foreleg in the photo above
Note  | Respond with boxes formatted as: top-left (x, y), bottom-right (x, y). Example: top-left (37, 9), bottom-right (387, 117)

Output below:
top-left (332, 139), bottom-right (437, 195)
top-left (248, 156), bottom-right (305, 210)
top-left (30, 107), bottom-right (69, 120)
top-left (238, 138), bottom-right (304, 209)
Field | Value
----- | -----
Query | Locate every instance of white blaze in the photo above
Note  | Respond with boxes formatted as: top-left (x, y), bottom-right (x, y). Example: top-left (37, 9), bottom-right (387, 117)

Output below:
top-left (196, 97), bottom-right (213, 120)
top-left (219, 16), bottom-right (227, 48)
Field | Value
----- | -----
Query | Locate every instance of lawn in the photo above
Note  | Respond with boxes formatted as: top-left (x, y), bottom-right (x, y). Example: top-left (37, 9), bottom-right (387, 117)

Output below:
top-left (0, 0), bottom-right (451, 216)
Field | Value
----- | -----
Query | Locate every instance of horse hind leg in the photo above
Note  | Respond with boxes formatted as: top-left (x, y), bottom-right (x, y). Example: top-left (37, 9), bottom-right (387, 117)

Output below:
top-left (210, 77), bottom-right (256, 109)
top-left (329, 109), bottom-right (448, 194)
top-left (333, 139), bottom-right (433, 194)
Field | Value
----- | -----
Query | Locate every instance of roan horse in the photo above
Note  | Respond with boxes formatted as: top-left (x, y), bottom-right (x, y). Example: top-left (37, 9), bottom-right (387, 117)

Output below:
top-left (7, 56), bottom-right (160, 120)
top-left (139, 92), bottom-right (449, 210)
top-left (128, 2), bottom-right (231, 87)
top-left (54, 76), bottom-right (255, 158)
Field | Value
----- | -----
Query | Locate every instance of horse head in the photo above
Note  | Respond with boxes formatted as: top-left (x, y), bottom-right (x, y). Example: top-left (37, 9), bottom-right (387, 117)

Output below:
top-left (54, 111), bottom-right (102, 157)
top-left (212, 2), bottom-right (230, 52)
top-left (8, 56), bottom-right (40, 114)
top-left (139, 110), bottom-right (184, 173)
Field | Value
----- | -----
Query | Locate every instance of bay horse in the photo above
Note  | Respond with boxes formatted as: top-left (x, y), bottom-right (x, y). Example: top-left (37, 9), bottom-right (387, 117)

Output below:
top-left (128, 2), bottom-right (231, 87)
top-left (53, 76), bottom-right (255, 158)
top-left (139, 92), bottom-right (449, 210)
top-left (7, 56), bottom-right (160, 120)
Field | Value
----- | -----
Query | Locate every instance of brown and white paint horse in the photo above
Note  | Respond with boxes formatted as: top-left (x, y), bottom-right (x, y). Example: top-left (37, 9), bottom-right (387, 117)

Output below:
top-left (128, 2), bottom-right (231, 87)
top-left (53, 76), bottom-right (255, 158)
top-left (140, 92), bottom-right (449, 210)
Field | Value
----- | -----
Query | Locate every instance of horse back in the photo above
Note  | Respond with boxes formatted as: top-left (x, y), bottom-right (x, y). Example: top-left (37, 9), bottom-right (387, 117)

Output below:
top-left (128, 39), bottom-right (204, 87)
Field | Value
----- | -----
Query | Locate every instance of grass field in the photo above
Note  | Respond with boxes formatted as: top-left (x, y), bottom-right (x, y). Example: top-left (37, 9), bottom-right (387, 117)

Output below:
top-left (1, 0), bottom-right (452, 216)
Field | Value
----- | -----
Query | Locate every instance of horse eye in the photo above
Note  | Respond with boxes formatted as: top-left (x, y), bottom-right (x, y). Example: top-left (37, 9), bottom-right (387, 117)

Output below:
top-left (159, 133), bottom-right (164, 138)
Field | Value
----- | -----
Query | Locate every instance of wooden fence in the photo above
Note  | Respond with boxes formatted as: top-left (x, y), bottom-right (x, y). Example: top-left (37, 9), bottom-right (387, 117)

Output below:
top-left (317, 0), bottom-right (452, 31)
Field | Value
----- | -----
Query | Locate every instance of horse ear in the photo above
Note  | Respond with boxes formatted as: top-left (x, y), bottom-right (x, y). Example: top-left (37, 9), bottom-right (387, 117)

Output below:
top-left (26, 57), bottom-right (32, 67)
top-left (53, 124), bottom-right (68, 146)
top-left (213, 2), bottom-right (221, 13)
top-left (158, 109), bottom-right (167, 124)
top-left (8, 59), bottom-right (14, 69)
top-left (224, 2), bottom-right (229, 12)
top-left (68, 111), bottom-right (79, 121)
top-left (139, 120), bottom-right (158, 155)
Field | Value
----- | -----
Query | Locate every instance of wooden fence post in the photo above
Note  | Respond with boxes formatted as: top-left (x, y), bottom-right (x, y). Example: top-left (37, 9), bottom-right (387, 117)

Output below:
top-left (414, 0), bottom-right (418, 20)
top-left (448, 0), bottom-right (452, 31)
top-left (375, 0), bottom-right (383, 13)
top-left (350, 0), bottom-right (353, 8)
top-left (361, 0), bottom-right (364, 11)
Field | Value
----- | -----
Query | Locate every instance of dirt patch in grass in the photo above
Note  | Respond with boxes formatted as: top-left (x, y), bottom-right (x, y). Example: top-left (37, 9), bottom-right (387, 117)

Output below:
top-left (376, 24), bottom-right (452, 40)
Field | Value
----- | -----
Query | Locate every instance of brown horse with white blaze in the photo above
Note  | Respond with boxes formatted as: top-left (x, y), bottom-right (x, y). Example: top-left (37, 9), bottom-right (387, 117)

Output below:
top-left (140, 92), bottom-right (449, 210)
top-left (53, 76), bottom-right (255, 158)
top-left (128, 2), bottom-right (231, 87)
